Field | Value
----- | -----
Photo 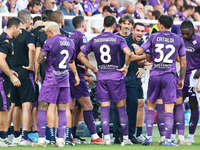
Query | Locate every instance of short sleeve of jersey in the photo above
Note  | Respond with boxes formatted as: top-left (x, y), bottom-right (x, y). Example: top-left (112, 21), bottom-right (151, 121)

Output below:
top-left (26, 32), bottom-right (35, 45)
top-left (79, 35), bottom-right (88, 48)
top-left (141, 35), bottom-right (152, 54)
top-left (0, 41), bottom-right (10, 55)
top-left (81, 39), bottom-right (92, 55)
top-left (41, 40), bottom-right (51, 54)
top-left (119, 36), bottom-right (128, 50)
top-left (178, 37), bottom-right (186, 57)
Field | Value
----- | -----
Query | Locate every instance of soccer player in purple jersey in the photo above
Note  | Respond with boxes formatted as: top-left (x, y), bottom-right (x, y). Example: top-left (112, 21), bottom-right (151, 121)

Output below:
top-left (180, 20), bottom-right (200, 144)
top-left (69, 15), bottom-right (104, 145)
top-left (135, 15), bottom-right (187, 146)
top-left (78, 16), bottom-right (132, 145)
top-left (35, 22), bottom-right (80, 147)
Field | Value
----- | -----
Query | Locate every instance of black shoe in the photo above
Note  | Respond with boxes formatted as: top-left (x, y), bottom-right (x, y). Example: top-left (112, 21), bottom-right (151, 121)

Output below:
top-left (130, 136), bottom-right (142, 144)
top-left (65, 140), bottom-right (76, 146)
top-left (114, 137), bottom-right (123, 144)
top-left (74, 135), bottom-right (86, 142)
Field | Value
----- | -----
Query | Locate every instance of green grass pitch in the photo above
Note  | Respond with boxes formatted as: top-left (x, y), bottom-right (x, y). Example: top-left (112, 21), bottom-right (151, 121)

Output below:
top-left (1, 126), bottom-right (200, 150)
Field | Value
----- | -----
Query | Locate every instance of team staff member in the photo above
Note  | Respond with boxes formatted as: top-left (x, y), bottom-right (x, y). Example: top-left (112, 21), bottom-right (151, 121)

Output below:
top-left (10, 10), bottom-right (36, 146)
top-left (0, 17), bottom-right (23, 147)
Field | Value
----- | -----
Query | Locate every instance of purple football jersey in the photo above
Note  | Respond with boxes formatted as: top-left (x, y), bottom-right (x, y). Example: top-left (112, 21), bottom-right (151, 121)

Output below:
top-left (83, 0), bottom-right (99, 13)
top-left (141, 31), bottom-right (186, 76)
top-left (178, 12), bottom-right (187, 21)
top-left (81, 32), bottom-right (128, 81)
top-left (41, 34), bottom-right (75, 87)
top-left (181, 33), bottom-right (200, 73)
top-left (69, 31), bottom-right (88, 79)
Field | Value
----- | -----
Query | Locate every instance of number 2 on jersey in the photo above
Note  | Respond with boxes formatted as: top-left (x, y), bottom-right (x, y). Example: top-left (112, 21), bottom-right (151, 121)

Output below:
top-left (100, 44), bottom-right (111, 63)
top-left (154, 44), bottom-right (175, 63)
top-left (59, 50), bottom-right (69, 69)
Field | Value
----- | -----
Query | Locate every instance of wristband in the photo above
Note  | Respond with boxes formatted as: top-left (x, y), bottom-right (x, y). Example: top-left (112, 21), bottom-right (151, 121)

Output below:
top-left (10, 75), bottom-right (15, 80)
top-left (124, 64), bottom-right (129, 69)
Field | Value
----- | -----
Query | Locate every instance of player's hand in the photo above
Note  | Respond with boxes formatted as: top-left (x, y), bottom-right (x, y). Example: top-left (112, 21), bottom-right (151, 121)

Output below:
top-left (35, 73), bottom-right (42, 84)
top-left (74, 75), bottom-right (80, 86)
top-left (11, 70), bottom-right (19, 77)
top-left (196, 78), bottom-right (200, 93)
top-left (193, 70), bottom-right (200, 79)
top-left (77, 64), bottom-right (88, 73)
top-left (144, 59), bottom-right (153, 66)
top-left (132, 43), bottom-right (139, 49)
top-left (11, 76), bottom-right (21, 87)
top-left (136, 68), bottom-right (145, 78)
top-left (92, 68), bottom-right (98, 76)
top-left (116, 67), bottom-right (128, 76)
top-left (23, 65), bottom-right (34, 72)
top-left (177, 79), bottom-right (184, 90)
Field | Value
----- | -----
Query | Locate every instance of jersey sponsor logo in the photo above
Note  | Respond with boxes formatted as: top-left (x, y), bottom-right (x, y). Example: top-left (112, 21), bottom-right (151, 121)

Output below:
top-left (60, 41), bottom-right (70, 46)
top-left (7, 93), bottom-right (10, 98)
top-left (4, 39), bottom-right (9, 43)
top-left (185, 47), bottom-right (195, 52)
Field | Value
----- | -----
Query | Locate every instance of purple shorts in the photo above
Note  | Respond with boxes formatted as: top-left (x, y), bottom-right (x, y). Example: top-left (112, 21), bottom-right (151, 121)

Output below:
top-left (96, 79), bottom-right (127, 102)
top-left (148, 73), bottom-right (176, 104)
top-left (70, 79), bottom-right (90, 98)
top-left (182, 73), bottom-right (196, 99)
top-left (38, 86), bottom-right (71, 104)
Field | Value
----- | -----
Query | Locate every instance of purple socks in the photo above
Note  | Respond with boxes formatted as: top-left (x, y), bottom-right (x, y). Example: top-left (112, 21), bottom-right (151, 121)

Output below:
top-left (101, 106), bottom-right (110, 135)
top-left (189, 109), bottom-right (199, 134)
top-left (58, 110), bottom-right (67, 138)
top-left (156, 104), bottom-right (165, 137)
top-left (174, 104), bottom-right (185, 135)
top-left (165, 112), bottom-right (174, 140)
top-left (146, 110), bottom-right (154, 136)
top-left (83, 110), bottom-right (96, 135)
top-left (37, 110), bottom-right (47, 138)
top-left (117, 105), bottom-right (128, 136)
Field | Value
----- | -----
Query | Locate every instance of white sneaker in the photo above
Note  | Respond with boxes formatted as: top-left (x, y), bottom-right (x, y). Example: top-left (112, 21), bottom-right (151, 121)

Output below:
top-left (8, 134), bottom-right (14, 142)
top-left (0, 138), bottom-right (9, 147)
top-left (2, 138), bottom-right (17, 147)
top-left (187, 136), bottom-right (195, 144)
top-left (105, 139), bottom-right (111, 145)
top-left (122, 139), bottom-right (133, 145)
top-left (33, 138), bottom-right (46, 147)
top-left (134, 134), bottom-right (145, 143)
top-left (56, 138), bottom-right (65, 147)
top-left (13, 135), bottom-right (21, 144)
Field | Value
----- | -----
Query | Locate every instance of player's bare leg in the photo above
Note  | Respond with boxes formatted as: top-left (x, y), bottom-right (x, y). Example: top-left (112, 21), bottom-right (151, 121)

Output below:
top-left (156, 99), bottom-right (165, 145)
top-left (78, 96), bottom-right (103, 144)
top-left (0, 110), bottom-right (9, 146)
top-left (6, 103), bottom-right (15, 133)
top-left (12, 106), bottom-right (22, 144)
top-left (135, 98), bottom-right (145, 141)
top-left (47, 103), bottom-right (57, 145)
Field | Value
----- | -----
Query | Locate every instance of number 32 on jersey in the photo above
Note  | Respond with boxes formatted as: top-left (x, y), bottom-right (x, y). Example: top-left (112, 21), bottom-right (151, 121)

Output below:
top-left (154, 44), bottom-right (175, 63)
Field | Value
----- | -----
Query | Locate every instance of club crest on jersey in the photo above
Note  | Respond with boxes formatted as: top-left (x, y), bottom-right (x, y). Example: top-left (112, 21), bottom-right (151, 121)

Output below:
top-left (193, 40), bottom-right (197, 45)
top-left (83, 38), bottom-right (87, 43)
top-left (4, 39), bottom-right (9, 43)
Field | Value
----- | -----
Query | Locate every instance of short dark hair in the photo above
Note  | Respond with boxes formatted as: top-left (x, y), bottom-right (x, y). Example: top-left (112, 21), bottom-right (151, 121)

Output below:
top-left (152, 10), bottom-right (161, 20)
top-left (119, 14), bottom-right (134, 25)
top-left (27, 0), bottom-right (40, 9)
top-left (42, 9), bottom-right (53, 22)
top-left (184, 5), bottom-right (194, 11)
top-left (72, 15), bottom-right (85, 29)
top-left (7, 17), bottom-right (24, 28)
top-left (181, 20), bottom-right (194, 29)
top-left (134, 22), bottom-right (145, 29)
top-left (33, 16), bottom-right (41, 24)
top-left (51, 10), bottom-right (64, 24)
top-left (158, 15), bottom-right (173, 29)
top-left (104, 16), bottom-right (116, 27)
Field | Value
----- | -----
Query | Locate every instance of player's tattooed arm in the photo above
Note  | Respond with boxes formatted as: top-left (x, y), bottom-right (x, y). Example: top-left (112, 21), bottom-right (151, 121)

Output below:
top-left (38, 52), bottom-right (47, 65)
top-left (180, 55), bottom-right (187, 80)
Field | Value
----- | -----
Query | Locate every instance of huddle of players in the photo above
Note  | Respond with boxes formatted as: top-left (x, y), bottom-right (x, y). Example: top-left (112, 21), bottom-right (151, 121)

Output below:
top-left (0, 9), bottom-right (200, 148)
